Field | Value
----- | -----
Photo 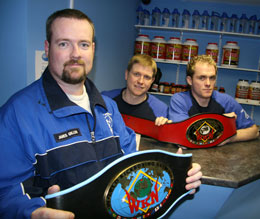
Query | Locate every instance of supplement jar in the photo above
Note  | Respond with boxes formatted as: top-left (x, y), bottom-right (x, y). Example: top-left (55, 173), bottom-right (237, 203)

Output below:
top-left (206, 43), bottom-right (219, 63)
top-left (165, 37), bottom-right (182, 63)
top-left (248, 81), bottom-right (260, 100)
top-left (150, 36), bottom-right (166, 60)
top-left (221, 41), bottom-right (240, 67)
top-left (235, 79), bottom-right (249, 99)
top-left (182, 39), bottom-right (198, 62)
top-left (134, 34), bottom-right (151, 55)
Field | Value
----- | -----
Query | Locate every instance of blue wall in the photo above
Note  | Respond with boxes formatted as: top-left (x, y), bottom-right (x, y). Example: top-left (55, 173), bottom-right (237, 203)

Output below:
top-left (0, 0), bottom-right (139, 106)
top-left (0, 1), bottom-right (28, 105)
top-left (0, 0), bottom-right (259, 124)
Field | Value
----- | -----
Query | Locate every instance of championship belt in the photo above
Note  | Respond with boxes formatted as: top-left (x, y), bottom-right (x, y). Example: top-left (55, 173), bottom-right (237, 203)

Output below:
top-left (46, 150), bottom-right (192, 219)
top-left (122, 113), bottom-right (237, 149)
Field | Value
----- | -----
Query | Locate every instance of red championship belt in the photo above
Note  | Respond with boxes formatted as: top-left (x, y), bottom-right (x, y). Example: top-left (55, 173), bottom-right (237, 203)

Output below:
top-left (122, 113), bottom-right (237, 149)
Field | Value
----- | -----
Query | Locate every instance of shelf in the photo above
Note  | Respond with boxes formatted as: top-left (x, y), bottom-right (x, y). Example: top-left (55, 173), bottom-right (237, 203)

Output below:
top-left (149, 93), bottom-right (260, 106)
top-left (148, 91), bottom-right (172, 96)
top-left (154, 60), bottom-right (260, 73)
top-left (236, 98), bottom-right (260, 106)
top-left (135, 25), bottom-right (260, 39)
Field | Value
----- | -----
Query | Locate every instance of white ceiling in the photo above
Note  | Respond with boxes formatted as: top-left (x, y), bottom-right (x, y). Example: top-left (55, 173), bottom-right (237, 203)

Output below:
top-left (191, 0), bottom-right (260, 6)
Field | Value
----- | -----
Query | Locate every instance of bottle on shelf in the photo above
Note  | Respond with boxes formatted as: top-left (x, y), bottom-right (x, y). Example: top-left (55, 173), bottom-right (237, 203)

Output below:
top-left (143, 9), bottom-right (150, 25)
top-left (134, 34), bottom-right (151, 55)
top-left (248, 81), bottom-right (260, 100)
top-left (235, 79), bottom-right (249, 99)
top-left (248, 15), bottom-right (257, 34)
top-left (221, 41), bottom-right (240, 67)
top-left (210, 11), bottom-right (220, 31)
top-left (150, 36), bottom-right (166, 61)
top-left (152, 7), bottom-right (161, 26)
top-left (136, 6), bottom-right (144, 25)
top-left (171, 8), bottom-right (180, 27)
top-left (192, 10), bottom-right (200, 29)
top-left (219, 87), bottom-right (226, 93)
top-left (165, 37), bottom-right (182, 63)
top-left (162, 8), bottom-right (170, 27)
top-left (201, 10), bottom-right (210, 30)
top-left (149, 68), bottom-right (162, 92)
top-left (182, 39), bottom-right (199, 63)
top-left (220, 12), bottom-right (229, 32)
top-left (229, 14), bottom-right (238, 32)
top-left (257, 18), bottom-right (260, 35)
top-left (181, 9), bottom-right (191, 28)
top-left (205, 43), bottom-right (219, 63)
top-left (238, 14), bottom-right (248, 34)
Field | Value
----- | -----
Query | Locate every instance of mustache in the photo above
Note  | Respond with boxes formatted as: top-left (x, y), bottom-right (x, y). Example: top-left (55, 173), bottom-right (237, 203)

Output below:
top-left (64, 60), bottom-right (85, 66)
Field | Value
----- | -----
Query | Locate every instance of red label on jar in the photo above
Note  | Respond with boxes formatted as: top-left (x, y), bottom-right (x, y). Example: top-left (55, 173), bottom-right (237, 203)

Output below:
top-left (206, 49), bottom-right (218, 63)
top-left (182, 45), bottom-right (198, 61)
top-left (222, 48), bottom-right (240, 66)
top-left (134, 41), bottom-right (150, 55)
top-left (166, 44), bottom-right (182, 60)
top-left (150, 42), bottom-right (166, 59)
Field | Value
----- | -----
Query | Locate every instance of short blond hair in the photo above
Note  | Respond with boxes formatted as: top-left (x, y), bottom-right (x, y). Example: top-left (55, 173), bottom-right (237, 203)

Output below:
top-left (127, 54), bottom-right (157, 77)
top-left (187, 55), bottom-right (217, 78)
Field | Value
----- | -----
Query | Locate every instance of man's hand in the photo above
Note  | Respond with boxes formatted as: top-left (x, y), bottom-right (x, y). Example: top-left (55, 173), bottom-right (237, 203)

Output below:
top-left (223, 112), bottom-right (237, 119)
top-left (176, 148), bottom-right (202, 194)
top-left (31, 185), bottom-right (75, 219)
top-left (155, 117), bottom-right (172, 126)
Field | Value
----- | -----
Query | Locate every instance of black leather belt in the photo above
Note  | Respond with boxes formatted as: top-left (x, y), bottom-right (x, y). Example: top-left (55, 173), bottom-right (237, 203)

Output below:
top-left (46, 150), bottom-right (192, 218)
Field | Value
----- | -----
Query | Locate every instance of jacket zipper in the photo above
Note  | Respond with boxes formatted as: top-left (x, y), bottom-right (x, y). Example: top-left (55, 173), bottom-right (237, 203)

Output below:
top-left (85, 111), bottom-right (96, 143)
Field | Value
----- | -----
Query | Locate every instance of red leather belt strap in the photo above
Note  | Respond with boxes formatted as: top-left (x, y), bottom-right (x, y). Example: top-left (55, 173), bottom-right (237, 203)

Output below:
top-left (122, 113), bottom-right (237, 148)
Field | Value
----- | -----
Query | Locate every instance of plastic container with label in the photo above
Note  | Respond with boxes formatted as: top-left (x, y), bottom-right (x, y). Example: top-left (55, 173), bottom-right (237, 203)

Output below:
top-left (235, 79), bottom-right (249, 99)
top-left (201, 10), bottom-right (210, 30)
top-left (136, 6), bottom-right (144, 25)
top-left (229, 14), bottom-right (238, 32)
top-left (248, 81), bottom-right (260, 100)
top-left (182, 9), bottom-right (191, 28)
top-left (171, 8), bottom-right (180, 27)
top-left (192, 10), bottom-right (200, 29)
top-left (150, 36), bottom-right (166, 60)
top-left (221, 41), bottom-right (240, 67)
top-left (162, 8), bottom-right (170, 27)
top-left (220, 12), bottom-right (229, 32)
top-left (165, 37), bottom-right (182, 63)
top-left (239, 14), bottom-right (248, 33)
top-left (205, 43), bottom-right (219, 63)
top-left (257, 19), bottom-right (260, 35)
top-left (134, 34), bottom-right (151, 55)
top-left (210, 11), bottom-right (220, 31)
top-left (152, 7), bottom-right (161, 26)
top-left (143, 9), bottom-right (150, 25)
top-left (182, 39), bottom-right (199, 63)
top-left (248, 15), bottom-right (257, 34)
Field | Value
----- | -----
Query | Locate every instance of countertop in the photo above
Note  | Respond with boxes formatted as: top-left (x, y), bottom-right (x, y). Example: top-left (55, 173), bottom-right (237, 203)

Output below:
top-left (139, 136), bottom-right (260, 188)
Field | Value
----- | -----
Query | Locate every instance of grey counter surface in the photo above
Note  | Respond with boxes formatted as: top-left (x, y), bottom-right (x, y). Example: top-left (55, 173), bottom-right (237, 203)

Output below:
top-left (139, 136), bottom-right (260, 188)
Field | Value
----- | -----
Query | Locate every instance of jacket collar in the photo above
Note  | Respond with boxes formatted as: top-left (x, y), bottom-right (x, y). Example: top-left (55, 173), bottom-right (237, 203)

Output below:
top-left (42, 67), bottom-right (107, 112)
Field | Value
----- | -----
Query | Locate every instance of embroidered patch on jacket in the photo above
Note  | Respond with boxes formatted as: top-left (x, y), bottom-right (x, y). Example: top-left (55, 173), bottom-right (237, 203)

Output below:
top-left (104, 112), bottom-right (113, 134)
top-left (54, 128), bottom-right (82, 142)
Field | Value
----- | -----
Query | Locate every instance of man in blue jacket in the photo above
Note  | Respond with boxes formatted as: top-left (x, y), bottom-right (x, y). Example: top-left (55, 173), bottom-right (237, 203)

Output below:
top-left (169, 55), bottom-right (259, 145)
top-left (102, 54), bottom-right (170, 126)
top-left (0, 9), bottom-right (202, 218)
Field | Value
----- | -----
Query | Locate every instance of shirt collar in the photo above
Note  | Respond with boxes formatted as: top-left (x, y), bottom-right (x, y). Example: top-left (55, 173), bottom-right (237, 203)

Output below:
top-left (42, 67), bottom-right (107, 112)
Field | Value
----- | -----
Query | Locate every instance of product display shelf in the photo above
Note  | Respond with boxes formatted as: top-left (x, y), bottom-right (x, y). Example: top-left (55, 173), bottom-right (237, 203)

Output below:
top-left (148, 91), bottom-right (173, 96)
top-left (236, 98), bottom-right (260, 106)
top-left (136, 24), bottom-right (260, 111)
top-left (155, 60), bottom-right (260, 73)
top-left (135, 25), bottom-right (260, 39)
